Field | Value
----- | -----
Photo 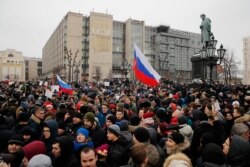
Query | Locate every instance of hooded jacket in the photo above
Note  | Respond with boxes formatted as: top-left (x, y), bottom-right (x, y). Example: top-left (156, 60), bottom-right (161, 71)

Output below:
top-left (52, 136), bottom-right (80, 167)
top-left (227, 135), bottom-right (250, 167)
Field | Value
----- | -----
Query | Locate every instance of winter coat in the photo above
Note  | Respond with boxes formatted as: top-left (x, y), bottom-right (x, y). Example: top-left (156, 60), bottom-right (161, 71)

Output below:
top-left (106, 137), bottom-right (129, 167)
top-left (144, 141), bottom-right (160, 167)
top-left (28, 114), bottom-right (43, 138)
top-left (89, 123), bottom-right (106, 148)
top-left (0, 124), bottom-right (15, 152)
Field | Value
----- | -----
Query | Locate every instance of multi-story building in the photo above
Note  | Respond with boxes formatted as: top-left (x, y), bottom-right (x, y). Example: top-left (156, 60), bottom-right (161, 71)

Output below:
top-left (243, 37), bottom-right (250, 85)
top-left (0, 49), bottom-right (25, 81)
top-left (43, 11), bottom-right (201, 82)
top-left (24, 57), bottom-right (42, 81)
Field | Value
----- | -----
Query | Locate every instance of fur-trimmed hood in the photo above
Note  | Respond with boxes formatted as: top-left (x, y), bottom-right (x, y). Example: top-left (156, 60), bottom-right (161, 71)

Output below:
top-left (234, 114), bottom-right (250, 123)
top-left (30, 114), bottom-right (41, 124)
top-left (166, 139), bottom-right (190, 155)
top-left (163, 152), bottom-right (192, 167)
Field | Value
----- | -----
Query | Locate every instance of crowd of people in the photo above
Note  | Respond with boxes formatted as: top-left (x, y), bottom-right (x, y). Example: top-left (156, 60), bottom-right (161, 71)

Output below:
top-left (0, 79), bottom-right (250, 167)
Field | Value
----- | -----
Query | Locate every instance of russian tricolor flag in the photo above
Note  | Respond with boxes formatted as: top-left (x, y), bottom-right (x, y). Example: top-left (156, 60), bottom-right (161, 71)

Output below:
top-left (56, 75), bottom-right (73, 95)
top-left (133, 43), bottom-right (161, 86)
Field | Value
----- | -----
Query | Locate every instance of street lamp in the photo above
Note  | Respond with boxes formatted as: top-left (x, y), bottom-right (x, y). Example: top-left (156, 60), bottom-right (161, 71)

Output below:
top-left (120, 60), bottom-right (131, 79)
top-left (199, 36), bottom-right (226, 82)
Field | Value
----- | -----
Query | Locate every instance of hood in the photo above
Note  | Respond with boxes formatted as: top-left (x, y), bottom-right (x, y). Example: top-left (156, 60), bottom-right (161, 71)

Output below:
top-left (228, 135), bottom-right (250, 163)
top-left (44, 119), bottom-right (58, 139)
top-left (55, 136), bottom-right (74, 159)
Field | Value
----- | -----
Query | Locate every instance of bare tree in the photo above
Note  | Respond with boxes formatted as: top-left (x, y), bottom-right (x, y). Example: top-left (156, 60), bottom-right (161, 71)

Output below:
top-left (222, 50), bottom-right (240, 84)
top-left (95, 66), bottom-right (102, 81)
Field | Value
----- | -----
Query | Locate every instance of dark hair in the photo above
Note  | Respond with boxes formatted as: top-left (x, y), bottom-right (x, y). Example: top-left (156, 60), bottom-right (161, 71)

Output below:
top-left (80, 147), bottom-right (96, 156)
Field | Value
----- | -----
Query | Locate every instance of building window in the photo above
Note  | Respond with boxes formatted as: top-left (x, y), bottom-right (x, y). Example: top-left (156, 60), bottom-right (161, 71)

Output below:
top-left (25, 61), bottom-right (29, 66)
top-left (37, 61), bottom-right (42, 67)
top-left (8, 54), bottom-right (14, 57)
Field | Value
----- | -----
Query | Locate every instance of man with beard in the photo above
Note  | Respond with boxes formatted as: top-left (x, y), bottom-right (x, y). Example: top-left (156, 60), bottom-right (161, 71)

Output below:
top-left (83, 112), bottom-right (106, 147)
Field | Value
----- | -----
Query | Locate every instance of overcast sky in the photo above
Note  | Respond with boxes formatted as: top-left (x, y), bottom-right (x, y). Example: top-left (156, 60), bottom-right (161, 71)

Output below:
top-left (1, 0), bottom-right (250, 66)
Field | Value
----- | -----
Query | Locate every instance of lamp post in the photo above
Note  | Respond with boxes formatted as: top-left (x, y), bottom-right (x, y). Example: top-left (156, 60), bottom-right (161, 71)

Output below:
top-left (64, 47), bottom-right (79, 82)
top-left (199, 36), bottom-right (226, 82)
top-left (120, 60), bottom-right (131, 79)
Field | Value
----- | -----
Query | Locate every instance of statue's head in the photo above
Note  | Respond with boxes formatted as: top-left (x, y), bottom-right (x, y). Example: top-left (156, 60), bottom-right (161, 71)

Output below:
top-left (200, 14), bottom-right (206, 19)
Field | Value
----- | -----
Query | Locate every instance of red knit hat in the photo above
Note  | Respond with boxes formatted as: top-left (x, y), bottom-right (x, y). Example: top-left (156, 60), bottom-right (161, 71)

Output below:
top-left (23, 141), bottom-right (46, 160)
top-left (109, 103), bottom-right (116, 109)
top-left (142, 112), bottom-right (154, 125)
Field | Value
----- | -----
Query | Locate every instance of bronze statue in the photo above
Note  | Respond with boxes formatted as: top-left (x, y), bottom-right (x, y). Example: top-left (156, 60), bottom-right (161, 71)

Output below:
top-left (200, 14), bottom-right (212, 47)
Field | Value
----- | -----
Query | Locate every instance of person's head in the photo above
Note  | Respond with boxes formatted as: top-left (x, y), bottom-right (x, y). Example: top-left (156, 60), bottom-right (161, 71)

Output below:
top-left (101, 103), bottom-right (109, 114)
top-left (115, 110), bottom-right (124, 121)
top-left (80, 147), bottom-right (98, 167)
top-left (163, 152), bottom-right (192, 167)
top-left (130, 143), bottom-right (148, 166)
top-left (202, 143), bottom-right (226, 165)
top-left (43, 119), bottom-right (59, 140)
top-left (84, 112), bottom-right (95, 129)
top-left (22, 141), bottom-right (46, 166)
top-left (223, 135), bottom-right (250, 158)
top-left (133, 127), bottom-right (150, 144)
top-left (165, 132), bottom-right (185, 155)
top-left (34, 107), bottom-right (45, 120)
top-left (76, 128), bottom-right (89, 143)
top-left (8, 134), bottom-right (25, 154)
top-left (231, 123), bottom-right (249, 141)
top-left (232, 101), bottom-right (240, 109)
top-left (106, 114), bottom-right (116, 128)
top-left (52, 136), bottom-right (74, 159)
top-left (21, 126), bottom-right (33, 143)
top-left (73, 112), bottom-right (83, 125)
top-left (27, 154), bottom-right (52, 167)
top-left (233, 106), bottom-right (244, 118)
top-left (107, 124), bottom-right (120, 142)
top-left (205, 103), bottom-right (213, 116)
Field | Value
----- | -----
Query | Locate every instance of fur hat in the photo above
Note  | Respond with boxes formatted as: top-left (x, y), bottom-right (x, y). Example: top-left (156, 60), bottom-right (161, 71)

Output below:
top-left (84, 112), bottom-right (95, 123)
top-left (108, 124), bottom-right (120, 137)
top-left (168, 132), bottom-right (184, 144)
top-left (134, 127), bottom-right (150, 143)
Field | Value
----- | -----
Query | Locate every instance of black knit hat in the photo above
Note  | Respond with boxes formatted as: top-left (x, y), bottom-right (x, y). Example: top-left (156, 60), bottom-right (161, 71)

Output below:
top-left (177, 115), bottom-right (188, 125)
top-left (18, 112), bottom-right (30, 122)
top-left (168, 132), bottom-right (184, 144)
top-left (8, 134), bottom-right (25, 146)
top-left (134, 127), bottom-right (150, 143)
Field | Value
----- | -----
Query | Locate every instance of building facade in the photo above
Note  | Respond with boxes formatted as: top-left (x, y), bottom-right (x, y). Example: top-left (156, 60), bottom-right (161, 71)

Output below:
top-left (24, 57), bottom-right (42, 81)
top-left (243, 37), bottom-right (250, 85)
top-left (0, 49), bottom-right (25, 81)
top-left (43, 11), bottom-right (201, 82)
